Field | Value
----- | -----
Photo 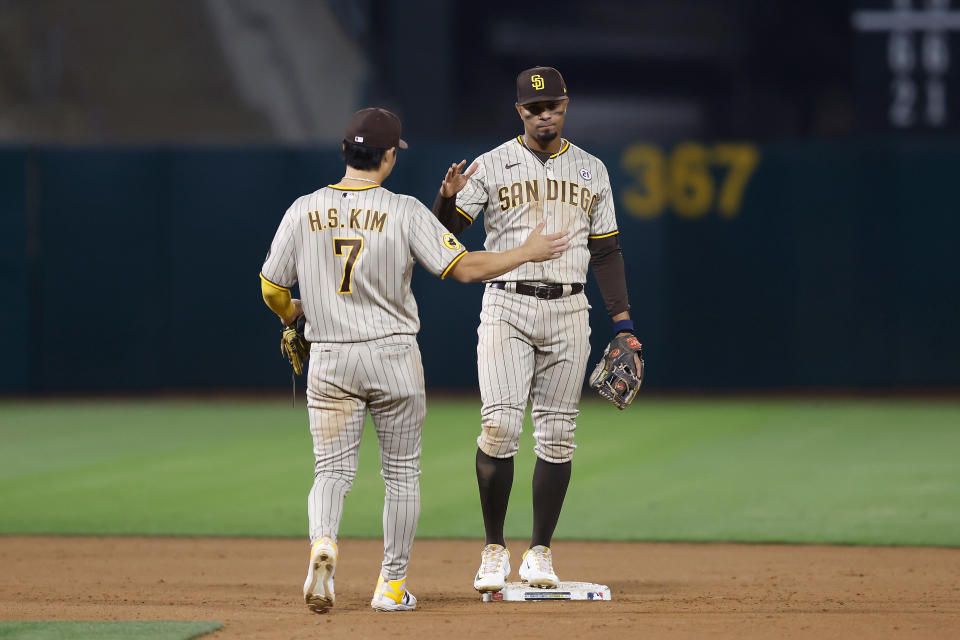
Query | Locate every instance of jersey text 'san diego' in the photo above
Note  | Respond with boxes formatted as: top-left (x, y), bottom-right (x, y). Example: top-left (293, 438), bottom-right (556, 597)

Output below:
top-left (455, 137), bottom-right (618, 284)
top-left (261, 184), bottom-right (466, 343)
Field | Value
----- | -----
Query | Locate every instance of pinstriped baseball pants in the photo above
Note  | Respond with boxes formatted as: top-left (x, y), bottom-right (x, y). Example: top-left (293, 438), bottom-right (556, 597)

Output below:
top-left (476, 286), bottom-right (592, 463)
top-left (305, 334), bottom-right (424, 581)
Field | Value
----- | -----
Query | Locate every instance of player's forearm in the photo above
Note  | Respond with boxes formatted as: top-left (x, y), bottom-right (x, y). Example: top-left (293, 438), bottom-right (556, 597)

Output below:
top-left (448, 247), bottom-right (531, 283)
top-left (431, 192), bottom-right (472, 235)
top-left (588, 235), bottom-right (631, 317)
top-left (260, 274), bottom-right (297, 323)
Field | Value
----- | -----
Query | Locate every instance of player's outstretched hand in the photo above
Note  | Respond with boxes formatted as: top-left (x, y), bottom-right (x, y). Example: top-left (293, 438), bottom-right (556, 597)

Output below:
top-left (439, 160), bottom-right (478, 198)
top-left (522, 221), bottom-right (570, 262)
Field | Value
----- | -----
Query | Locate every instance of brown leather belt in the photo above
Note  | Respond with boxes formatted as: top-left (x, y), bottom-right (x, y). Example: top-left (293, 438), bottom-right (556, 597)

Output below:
top-left (488, 281), bottom-right (585, 300)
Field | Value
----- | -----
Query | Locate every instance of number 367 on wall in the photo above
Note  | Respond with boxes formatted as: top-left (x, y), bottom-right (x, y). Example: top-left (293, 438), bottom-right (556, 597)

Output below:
top-left (620, 142), bottom-right (760, 219)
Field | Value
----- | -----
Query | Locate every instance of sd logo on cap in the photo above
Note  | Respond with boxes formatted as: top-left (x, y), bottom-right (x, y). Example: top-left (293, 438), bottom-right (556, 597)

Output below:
top-left (516, 67), bottom-right (568, 105)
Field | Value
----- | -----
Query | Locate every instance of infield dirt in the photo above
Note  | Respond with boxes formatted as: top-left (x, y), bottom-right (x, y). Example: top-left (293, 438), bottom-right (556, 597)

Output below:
top-left (1, 537), bottom-right (958, 639)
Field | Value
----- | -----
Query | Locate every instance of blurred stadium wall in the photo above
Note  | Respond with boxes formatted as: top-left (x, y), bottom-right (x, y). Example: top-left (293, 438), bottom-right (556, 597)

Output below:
top-left (0, 0), bottom-right (958, 392)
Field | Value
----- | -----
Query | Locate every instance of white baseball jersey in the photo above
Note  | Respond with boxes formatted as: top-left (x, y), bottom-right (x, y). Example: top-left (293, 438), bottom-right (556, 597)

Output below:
top-left (455, 136), bottom-right (618, 284)
top-left (261, 184), bottom-right (467, 342)
top-left (261, 182), bottom-right (467, 582)
top-left (452, 136), bottom-right (621, 464)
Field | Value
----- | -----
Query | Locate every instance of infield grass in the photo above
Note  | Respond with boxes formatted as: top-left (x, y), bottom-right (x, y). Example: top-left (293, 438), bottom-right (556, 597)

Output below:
top-left (0, 397), bottom-right (958, 545)
top-left (0, 621), bottom-right (221, 639)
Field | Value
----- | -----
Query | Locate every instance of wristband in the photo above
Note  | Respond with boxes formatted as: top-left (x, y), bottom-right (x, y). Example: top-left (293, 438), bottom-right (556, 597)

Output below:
top-left (613, 319), bottom-right (634, 334)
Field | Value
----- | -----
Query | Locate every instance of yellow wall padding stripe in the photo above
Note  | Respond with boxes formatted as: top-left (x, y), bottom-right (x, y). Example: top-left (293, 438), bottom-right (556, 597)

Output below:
top-left (588, 230), bottom-right (619, 239)
top-left (440, 250), bottom-right (468, 279)
top-left (259, 272), bottom-right (290, 291)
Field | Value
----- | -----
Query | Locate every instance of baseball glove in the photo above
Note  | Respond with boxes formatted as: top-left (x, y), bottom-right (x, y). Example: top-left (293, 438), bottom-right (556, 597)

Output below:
top-left (588, 333), bottom-right (644, 409)
top-left (280, 315), bottom-right (309, 376)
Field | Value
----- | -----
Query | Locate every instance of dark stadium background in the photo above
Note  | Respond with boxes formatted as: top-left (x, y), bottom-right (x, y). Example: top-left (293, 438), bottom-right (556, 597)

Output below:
top-left (2, 5), bottom-right (959, 638)
top-left (1, 0), bottom-right (957, 393)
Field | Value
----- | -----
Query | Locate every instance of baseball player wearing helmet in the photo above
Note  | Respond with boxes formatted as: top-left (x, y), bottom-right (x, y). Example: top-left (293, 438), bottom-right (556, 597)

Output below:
top-left (260, 107), bottom-right (570, 613)
top-left (432, 67), bottom-right (638, 591)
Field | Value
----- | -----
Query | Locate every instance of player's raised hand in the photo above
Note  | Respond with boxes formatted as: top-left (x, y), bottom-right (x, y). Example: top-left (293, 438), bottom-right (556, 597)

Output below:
top-left (439, 160), bottom-right (478, 198)
top-left (522, 221), bottom-right (570, 262)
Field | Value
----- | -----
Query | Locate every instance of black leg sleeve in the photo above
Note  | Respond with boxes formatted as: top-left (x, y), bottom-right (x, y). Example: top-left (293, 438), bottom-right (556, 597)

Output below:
top-left (531, 457), bottom-right (571, 548)
top-left (476, 448), bottom-right (514, 547)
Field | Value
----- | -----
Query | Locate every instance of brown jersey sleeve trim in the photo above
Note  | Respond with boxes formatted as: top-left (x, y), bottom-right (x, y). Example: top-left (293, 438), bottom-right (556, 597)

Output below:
top-left (456, 206), bottom-right (474, 223)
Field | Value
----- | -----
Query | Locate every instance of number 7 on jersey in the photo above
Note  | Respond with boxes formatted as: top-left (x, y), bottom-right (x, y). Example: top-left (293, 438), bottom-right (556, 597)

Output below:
top-left (332, 237), bottom-right (364, 294)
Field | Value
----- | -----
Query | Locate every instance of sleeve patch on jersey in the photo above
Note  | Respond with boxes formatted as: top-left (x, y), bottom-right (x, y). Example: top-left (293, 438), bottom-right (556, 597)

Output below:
top-left (440, 250), bottom-right (468, 279)
top-left (442, 233), bottom-right (464, 251)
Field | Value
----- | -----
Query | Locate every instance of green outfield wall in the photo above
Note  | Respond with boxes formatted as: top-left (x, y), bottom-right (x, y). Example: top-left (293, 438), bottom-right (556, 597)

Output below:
top-left (0, 139), bottom-right (957, 391)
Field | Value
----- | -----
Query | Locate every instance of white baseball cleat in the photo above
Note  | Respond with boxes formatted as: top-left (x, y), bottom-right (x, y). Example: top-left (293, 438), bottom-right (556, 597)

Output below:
top-left (303, 537), bottom-right (337, 613)
top-left (518, 545), bottom-right (559, 588)
top-left (473, 543), bottom-right (511, 592)
top-left (370, 574), bottom-right (417, 611)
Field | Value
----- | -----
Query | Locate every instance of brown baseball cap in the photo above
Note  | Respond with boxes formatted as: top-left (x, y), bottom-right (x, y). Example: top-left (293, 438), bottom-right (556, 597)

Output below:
top-left (344, 107), bottom-right (408, 150)
top-left (516, 66), bottom-right (568, 105)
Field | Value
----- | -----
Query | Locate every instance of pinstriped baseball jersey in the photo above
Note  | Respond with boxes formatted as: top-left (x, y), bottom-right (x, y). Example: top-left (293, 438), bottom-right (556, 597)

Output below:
top-left (455, 137), bottom-right (618, 284)
top-left (261, 184), bottom-right (467, 343)
top-left (262, 181), bottom-right (466, 585)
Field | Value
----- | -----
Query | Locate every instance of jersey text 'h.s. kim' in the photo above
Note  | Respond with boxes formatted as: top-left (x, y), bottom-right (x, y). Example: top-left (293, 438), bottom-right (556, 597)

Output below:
top-left (307, 208), bottom-right (389, 233)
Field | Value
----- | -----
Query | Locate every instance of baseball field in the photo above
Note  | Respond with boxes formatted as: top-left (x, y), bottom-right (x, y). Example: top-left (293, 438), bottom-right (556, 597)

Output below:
top-left (1, 396), bottom-right (959, 639)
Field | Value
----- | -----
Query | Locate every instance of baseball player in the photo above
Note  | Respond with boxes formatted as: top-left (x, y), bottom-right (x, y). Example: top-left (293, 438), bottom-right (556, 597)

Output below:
top-left (432, 67), bottom-right (637, 591)
top-left (259, 107), bottom-right (570, 613)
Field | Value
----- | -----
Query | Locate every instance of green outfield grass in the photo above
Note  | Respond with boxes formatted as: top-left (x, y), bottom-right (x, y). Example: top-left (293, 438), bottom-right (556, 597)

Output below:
top-left (0, 397), bottom-right (957, 545)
